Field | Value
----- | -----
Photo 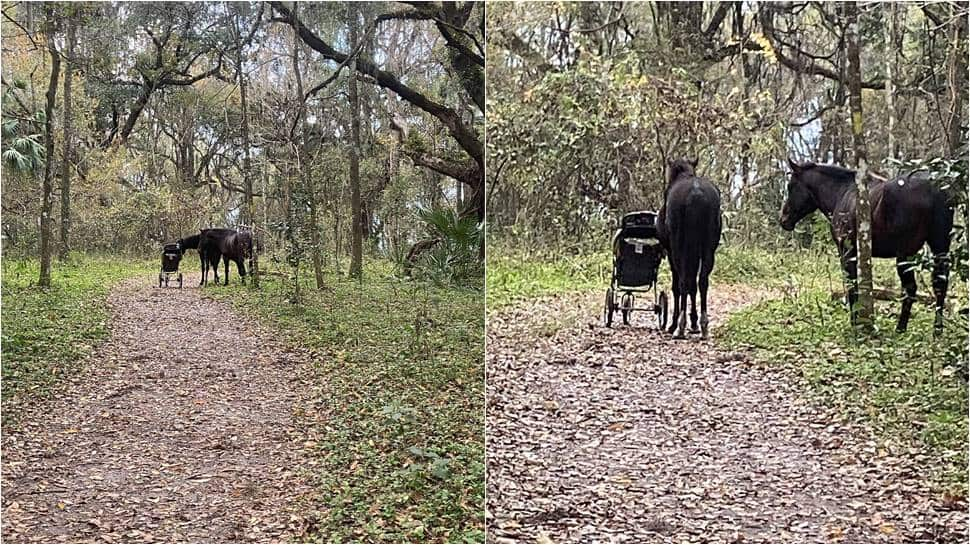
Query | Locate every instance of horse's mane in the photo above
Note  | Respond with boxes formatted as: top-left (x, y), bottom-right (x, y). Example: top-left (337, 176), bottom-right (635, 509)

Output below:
top-left (805, 162), bottom-right (856, 183)
top-left (667, 159), bottom-right (696, 185)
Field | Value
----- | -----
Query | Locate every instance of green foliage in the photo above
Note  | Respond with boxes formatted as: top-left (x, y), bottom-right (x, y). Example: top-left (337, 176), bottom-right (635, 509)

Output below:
top-left (410, 206), bottom-right (484, 287)
top-left (1, 255), bottom-right (154, 423)
top-left (1, 103), bottom-right (45, 173)
top-left (207, 260), bottom-right (484, 543)
top-left (721, 289), bottom-right (969, 493)
top-left (486, 246), bottom-right (611, 308)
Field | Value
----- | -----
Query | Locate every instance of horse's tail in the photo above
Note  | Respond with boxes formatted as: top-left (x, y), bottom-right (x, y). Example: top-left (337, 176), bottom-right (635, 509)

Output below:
top-left (678, 187), bottom-right (720, 286)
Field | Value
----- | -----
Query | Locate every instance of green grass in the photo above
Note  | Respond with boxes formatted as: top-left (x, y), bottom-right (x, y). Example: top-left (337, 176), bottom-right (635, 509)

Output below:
top-left (1, 254), bottom-right (154, 423)
top-left (718, 253), bottom-right (969, 494)
top-left (486, 249), bottom-right (611, 308)
top-left (490, 242), bottom-right (969, 494)
top-left (206, 260), bottom-right (484, 543)
top-left (486, 243), bottom-right (848, 308)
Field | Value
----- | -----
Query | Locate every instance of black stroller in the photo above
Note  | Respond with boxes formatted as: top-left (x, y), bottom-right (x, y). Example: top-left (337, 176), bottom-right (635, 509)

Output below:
top-left (603, 211), bottom-right (668, 328)
top-left (158, 242), bottom-right (184, 289)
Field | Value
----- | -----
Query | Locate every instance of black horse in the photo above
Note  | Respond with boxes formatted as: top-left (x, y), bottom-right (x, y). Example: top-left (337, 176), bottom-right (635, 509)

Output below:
top-left (200, 228), bottom-right (254, 286)
top-left (175, 233), bottom-right (209, 286)
top-left (781, 159), bottom-right (954, 334)
top-left (658, 159), bottom-right (722, 339)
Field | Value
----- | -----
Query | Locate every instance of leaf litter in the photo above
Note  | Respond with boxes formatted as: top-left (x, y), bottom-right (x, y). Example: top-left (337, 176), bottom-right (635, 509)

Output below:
top-left (2, 273), bottom-right (316, 542)
top-left (486, 286), bottom-right (968, 543)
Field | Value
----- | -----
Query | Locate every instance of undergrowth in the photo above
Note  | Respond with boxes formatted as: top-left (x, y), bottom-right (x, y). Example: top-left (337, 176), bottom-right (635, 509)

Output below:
top-left (207, 260), bottom-right (485, 543)
top-left (720, 288), bottom-right (969, 494)
top-left (489, 241), bottom-right (969, 495)
top-left (1, 254), bottom-right (154, 423)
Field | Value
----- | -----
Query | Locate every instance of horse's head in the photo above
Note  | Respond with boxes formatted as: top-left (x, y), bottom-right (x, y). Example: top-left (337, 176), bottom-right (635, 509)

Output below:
top-left (666, 158), bottom-right (697, 187)
top-left (780, 158), bottom-right (820, 231)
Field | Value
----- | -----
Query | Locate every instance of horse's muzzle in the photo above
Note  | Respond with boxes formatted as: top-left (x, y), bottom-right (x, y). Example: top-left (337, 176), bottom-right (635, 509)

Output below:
top-left (779, 213), bottom-right (795, 231)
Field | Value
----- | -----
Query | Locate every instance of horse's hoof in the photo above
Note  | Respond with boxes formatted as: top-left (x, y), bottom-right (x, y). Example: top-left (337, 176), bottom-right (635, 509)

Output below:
top-left (690, 327), bottom-right (701, 334)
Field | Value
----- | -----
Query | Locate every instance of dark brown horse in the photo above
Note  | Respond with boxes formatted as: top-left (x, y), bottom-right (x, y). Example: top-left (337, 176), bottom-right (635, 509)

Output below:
top-left (175, 233), bottom-right (208, 286)
top-left (200, 228), bottom-right (254, 286)
top-left (658, 159), bottom-right (722, 339)
top-left (780, 159), bottom-right (954, 334)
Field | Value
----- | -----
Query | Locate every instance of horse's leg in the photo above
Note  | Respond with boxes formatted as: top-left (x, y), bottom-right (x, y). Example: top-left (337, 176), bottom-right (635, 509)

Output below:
top-left (699, 249), bottom-right (716, 339)
top-left (674, 259), bottom-right (692, 339)
top-left (689, 288), bottom-right (699, 334)
top-left (685, 267), bottom-right (699, 336)
top-left (840, 243), bottom-right (859, 326)
top-left (667, 266), bottom-right (680, 335)
top-left (237, 258), bottom-right (246, 285)
top-left (929, 210), bottom-right (953, 336)
top-left (931, 252), bottom-right (951, 335)
top-left (675, 281), bottom-right (689, 339)
top-left (200, 252), bottom-right (207, 286)
top-left (895, 257), bottom-right (917, 333)
top-left (224, 256), bottom-right (230, 286)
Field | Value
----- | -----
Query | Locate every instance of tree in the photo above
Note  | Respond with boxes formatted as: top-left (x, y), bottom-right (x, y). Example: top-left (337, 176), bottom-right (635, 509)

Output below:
top-left (843, 1), bottom-right (874, 333)
top-left (99, 3), bottom-right (225, 148)
top-left (347, 2), bottom-right (363, 280)
top-left (228, 2), bottom-right (260, 287)
top-left (58, 7), bottom-right (77, 260)
top-left (288, 4), bottom-right (324, 289)
top-left (39, 6), bottom-right (61, 288)
top-left (269, 1), bottom-right (485, 223)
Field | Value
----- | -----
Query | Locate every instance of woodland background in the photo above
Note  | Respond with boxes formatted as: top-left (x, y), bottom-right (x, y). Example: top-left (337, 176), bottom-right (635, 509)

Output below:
top-left (2, 2), bottom-right (485, 541)
top-left (486, 0), bottom-right (969, 494)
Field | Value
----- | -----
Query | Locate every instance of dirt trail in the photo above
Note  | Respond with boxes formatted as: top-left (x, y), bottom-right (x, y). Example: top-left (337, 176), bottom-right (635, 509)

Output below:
top-left (2, 272), bottom-right (313, 543)
top-left (487, 287), bottom-right (967, 543)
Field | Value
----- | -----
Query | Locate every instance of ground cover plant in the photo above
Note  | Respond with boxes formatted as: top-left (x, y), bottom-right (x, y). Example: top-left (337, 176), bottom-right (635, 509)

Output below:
top-left (1, 255), bottom-right (154, 423)
top-left (207, 259), bottom-right (485, 543)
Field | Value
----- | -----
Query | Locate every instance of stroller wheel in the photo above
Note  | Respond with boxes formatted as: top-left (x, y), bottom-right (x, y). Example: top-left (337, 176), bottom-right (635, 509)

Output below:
top-left (657, 291), bottom-right (668, 330)
top-left (621, 292), bottom-right (633, 325)
top-left (603, 288), bottom-right (614, 327)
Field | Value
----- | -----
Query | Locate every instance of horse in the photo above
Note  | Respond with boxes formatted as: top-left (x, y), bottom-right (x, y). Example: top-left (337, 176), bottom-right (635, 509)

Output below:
top-left (175, 233), bottom-right (208, 286)
top-left (780, 159), bottom-right (954, 334)
top-left (199, 228), bottom-right (254, 286)
top-left (657, 158), bottom-right (722, 339)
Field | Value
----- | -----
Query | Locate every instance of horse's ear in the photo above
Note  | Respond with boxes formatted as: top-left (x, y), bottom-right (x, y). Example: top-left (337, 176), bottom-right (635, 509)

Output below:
top-left (689, 158), bottom-right (698, 169)
top-left (787, 157), bottom-right (802, 172)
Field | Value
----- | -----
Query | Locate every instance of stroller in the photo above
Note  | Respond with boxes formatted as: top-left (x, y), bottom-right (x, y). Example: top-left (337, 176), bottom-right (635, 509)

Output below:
top-left (158, 242), bottom-right (184, 289)
top-left (603, 211), bottom-right (668, 328)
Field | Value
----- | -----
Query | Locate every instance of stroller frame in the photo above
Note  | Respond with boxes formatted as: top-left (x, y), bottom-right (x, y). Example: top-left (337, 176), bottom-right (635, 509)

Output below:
top-left (603, 211), bottom-right (668, 328)
top-left (158, 242), bottom-right (184, 289)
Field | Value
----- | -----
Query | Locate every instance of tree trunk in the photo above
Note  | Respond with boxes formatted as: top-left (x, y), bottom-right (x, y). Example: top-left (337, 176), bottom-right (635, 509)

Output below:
top-left (59, 11), bottom-right (75, 261)
top-left (347, 2), bottom-right (363, 280)
top-left (290, 18), bottom-right (324, 289)
top-left (945, 4), bottom-right (968, 158)
top-left (884, 2), bottom-right (897, 160)
top-left (844, 1), bottom-right (874, 333)
top-left (231, 4), bottom-right (259, 287)
top-left (40, 9), bottom-right (61, 288)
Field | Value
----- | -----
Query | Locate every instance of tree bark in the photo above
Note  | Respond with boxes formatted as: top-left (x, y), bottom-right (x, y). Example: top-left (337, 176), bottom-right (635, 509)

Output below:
top-left (884, 2), bottom-right (897, 160)
top-left (290, 9), bottom-right (324, 290)
top-left (40, 8), bottom-right (61, 288)
top-left (58, 10), bottom-right (75, 260)
top-left (945, 4), bottom-right (968, 158)
top-left (234, 6), bottom-right (259, 287)
top-left (347, 2), bottom-right (363, 280)
top-left (844, 1), bottom-right (874, 333)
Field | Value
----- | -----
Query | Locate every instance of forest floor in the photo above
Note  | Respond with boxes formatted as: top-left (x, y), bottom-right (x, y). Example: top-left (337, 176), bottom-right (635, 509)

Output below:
top-left (486, 285), bottom-right (968, 543)
top-left (1, 272), bottom-right (314, 543)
